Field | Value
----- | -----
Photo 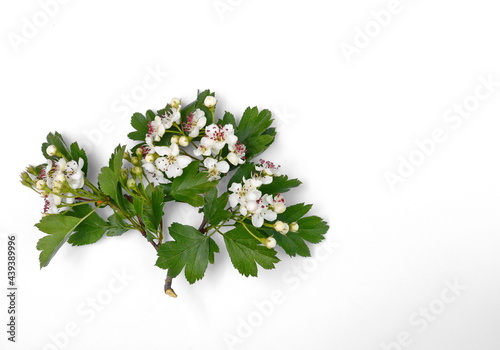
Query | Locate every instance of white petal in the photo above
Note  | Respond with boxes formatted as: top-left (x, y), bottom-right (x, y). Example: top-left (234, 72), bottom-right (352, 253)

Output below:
top-left (226, 135), bottom-right (238, 146)
top-left (252, 214), bottom-right (264, 228)
top-left (263, 211), bottom-right (277, 222)
top-left (204, 157), bottom-right (217, 168)
top-left (176, 156), bottom-right (192, 169)
top-left (229, 194), bottom-right (239, 208)
top-left (227, 152), bottom-right (238, 166)
top-left (154, 146), bottom-right (170, 156)
top-left (216, 161), bottom-right (230, 173)
top-left (228, 182), bottom-right (242, 192)
top-left (170, 143), bottom-right (180, 156)
top-left (188, 128), bottom-right (200, 138)
top-left (197, 116), bottom-right (207, 128)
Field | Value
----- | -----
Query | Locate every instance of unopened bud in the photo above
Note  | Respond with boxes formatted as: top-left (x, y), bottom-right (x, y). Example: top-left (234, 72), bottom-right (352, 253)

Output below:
top-left (289, 222), bottom-right (299, 232)
top-left (130, 156), bottom-right (140, 166)
top-left (178, 136), bottom-right (189, 147)
top-left (127, 178), bottom-right (136, 189)
top-left (135, 147), bottom-right (144, 157)
top-left (145, 154), bottom-right (156, 163)
top-left (273, 221), bottom-right (289, 235)
top-left (35, 180), bottom-right (46, 190)
top-left (120, 168), bottom-right (128, 181)
top-left (131, 166), bottom-right (143, 176)
top-left (170, 98), bottom-right (181, 109)
top-left (54, 173), bottom-right (66, 184)
top-left (274, 202), bottom-right (286, 214)
top-left (171, 135), bottom-right (179, 144)
top-left (46, 145), bottom-right (58, 156)
top-left (204, 96), bottom-right (217, 108)
top-left (263, 237), bottom-right (276, 249)
top-left (123, 152), bottom-right (131, 161)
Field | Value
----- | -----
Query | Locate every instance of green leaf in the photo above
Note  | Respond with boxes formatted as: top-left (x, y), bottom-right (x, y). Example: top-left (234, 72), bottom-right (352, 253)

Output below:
top-left (223, 225), bottom-right (280, 277)
top-left (169, 162), bottom-right (216, 207)
top-left (128, 112), bottom-right (153, 141)
top-left (277, 203), bottom-right (313, 223)
top-left (41, 132), bottom-right (72, 160)
top-left (203, 188), bottom-right (232, 225)
top-left (208, 239), bottom-right (220, 264)
top-left (221, 111), bottom-right (237, 128)
top-left (97, 145), bottom-right (126, 204)
top-left (67, 205), bottom-right (108, 246)
top-left (69, 142), bottom-right (89, 174)
top-left (235, 108), bottom-right (275, 160)
top-left (273, 232), bottom-right (311, 257)
top-left (35, 208), bottom-right (98, 268)
top-left (227, 162), bottom-right (255, 189)
top-left (296, 216), bottom-right (329, 244)
top-left (259, 175), bottom-right (302, 195)
top-left (155, 223), bottom-right (216, 284)
top-left (106, 213), bottom-right (129, 237)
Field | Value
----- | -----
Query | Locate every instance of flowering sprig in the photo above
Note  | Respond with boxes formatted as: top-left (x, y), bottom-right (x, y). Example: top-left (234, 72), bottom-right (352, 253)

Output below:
top-left (21, 90), bottom-right (329, 297)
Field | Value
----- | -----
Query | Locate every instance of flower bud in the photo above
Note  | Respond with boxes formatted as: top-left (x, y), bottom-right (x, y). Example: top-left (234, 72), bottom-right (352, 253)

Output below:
top-left (135, 147), bottom-right (144, 157)
top-left (274, 202), bottom-right (286, 214)
top-left (130, 156), bottom-right (140, 166)
top-left (54, 173), bottom-right (66, 184)
top-left (120, 168), bottom-right (129, 181)
top-left (264, 237), bottom-right (276, 249)
top-left (35, 180), bottom-right (46, 190)
top-left (123, 152), bottom-right (131, 161)
top-left (289, 222), bottom-right (299, 232)
top-left (178, 136), bottom-right (189, 147)
top-left (170, 98), bottom-right (181, 109)
top-left (145, 154), bottom-right (156, 163)
top-left (127, 178), bottom-right (136, 189)
top-left (171, 135), bottom-right (179, 144)
top-left (273, 220), bottom-right (289, 235)
top-left (131, 166), bottom-right (143, 176)
top-left (20, 172), bottom-right (32, 183)
top-left (46, 145), bottom-right (58, 156)
top-left (204, 96), bottom-right (217, 108)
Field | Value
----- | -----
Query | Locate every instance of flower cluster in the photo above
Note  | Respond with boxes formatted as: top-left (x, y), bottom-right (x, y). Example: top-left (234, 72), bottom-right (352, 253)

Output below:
top-left (22, 145), bottom-right (86, 214)
top-left (228, 159), bottom-right (299, 241)
top-left (139, 96), bottom-right (247, 184)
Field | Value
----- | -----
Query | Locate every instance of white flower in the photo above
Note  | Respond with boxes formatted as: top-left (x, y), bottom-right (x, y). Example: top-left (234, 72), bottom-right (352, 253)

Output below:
top-left (143, 161), bottom-right (169, 184)
top-left (204, 158), bottom-right (229, 182)
top-left (183, 109), bottom-right (207, 138)
top-left (248, 194), bottom-right (277, 227)
top-left (153, 143), bottom-right (191, 178)
top-left (193, 137), bottom-right (213, 157)
top-left (204, 96), bottom-right (217, 108)
top-left (203, 124), bottom-right (238, 154)
top-left (161, 108), bottom-right (181, 129)
top-left (228, 178), bottom-right (262, 209)
top-left (227, 142), bottom-right (246, 166)
top-left (65, 158), bottom-right (85, 189)
top-left (272, 194), bottom-right (286, 214)
top-left (256, 159), bottom-right (281, 176)
top-left (148, 116), bottom-right (166, 142)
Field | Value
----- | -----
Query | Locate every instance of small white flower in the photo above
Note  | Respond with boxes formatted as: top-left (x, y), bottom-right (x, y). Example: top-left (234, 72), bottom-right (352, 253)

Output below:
top-left (204, 158), bottom-right (229, 182)
top-left (65, 158), bottom-right (85, 189)
top-left (161, 108), bottom-right (181, 129)
top-left (256, 159), bottom-right (282, 176)
top-left (183, 109), bottom-right (207, 138)
top-left (153, 143), bottom-right (191, 178)
top-left (228, 180), bottom-right (262, 209)
top-left (203, 124), bottom-right (238, 154)
top-left (204, 96), bottom-right (217, 108)
top-left (272, 194), bottom-right (286, 214)
top-left (143, 161), bottom-right (169, 184)
top-left (227, 142), bottom-right (246, 166)
top-left (249, 194), bottom-right (277, 227)
top-left (193, 137), bottom-right (213, 157)
top-left (148, 116), bottom-right (166, 142)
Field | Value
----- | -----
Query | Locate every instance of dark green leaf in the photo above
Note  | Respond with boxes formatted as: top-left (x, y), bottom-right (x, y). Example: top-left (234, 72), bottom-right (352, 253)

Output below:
top-left (203, 188), bottom-right (232, 225)
top-left (155, 223), bottom-right (216, 284)
top-left (296, 216), bottom-right (329, 244)
top-left (106, 213), bottom-right (129, 236)
top-left (223, 225), bottom-right (279, 277)
top-left (35, 208), bottom-right (97, 268)
top-left (277, 203), bottom-right (313, 223)
top-left (67, 205), bottom-right (107, 246)
top-left (259, 175), bottom-right (301, 195)
top-left (69, 142), bottom-right (89, 174)
top-left (169, 162), bottom-right (216, 207)
top-left (235, 108), bottom-right (276, 160)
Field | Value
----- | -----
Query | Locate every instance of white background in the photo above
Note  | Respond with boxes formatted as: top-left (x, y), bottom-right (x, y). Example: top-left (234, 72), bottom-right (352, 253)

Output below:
top-left (1, 0), bottom-right (500, 349)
